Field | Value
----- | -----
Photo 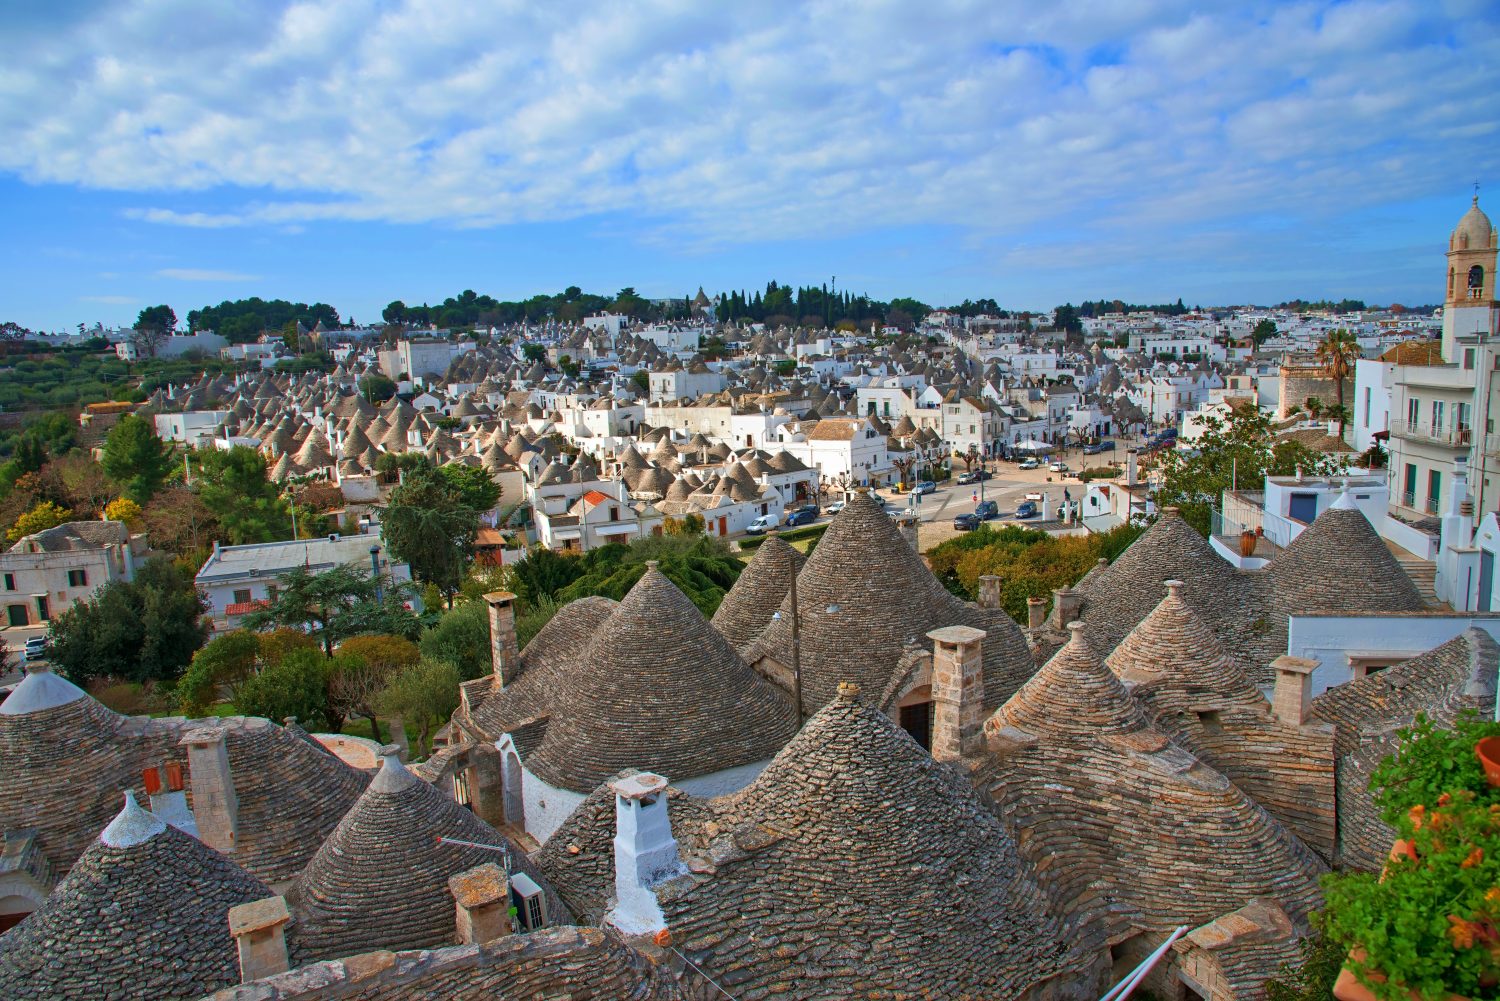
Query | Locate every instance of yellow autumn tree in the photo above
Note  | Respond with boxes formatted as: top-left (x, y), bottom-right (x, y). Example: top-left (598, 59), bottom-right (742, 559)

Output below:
top-left (7, 500), bottom-right (72, 542)
top-left (104, 497), bottom-right (143, 526)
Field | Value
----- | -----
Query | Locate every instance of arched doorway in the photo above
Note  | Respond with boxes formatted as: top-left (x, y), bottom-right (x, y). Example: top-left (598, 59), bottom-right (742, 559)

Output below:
top-left (0, 895), bottom-right (37, 934)
top-left (898, 684), bottom-right (933, 750)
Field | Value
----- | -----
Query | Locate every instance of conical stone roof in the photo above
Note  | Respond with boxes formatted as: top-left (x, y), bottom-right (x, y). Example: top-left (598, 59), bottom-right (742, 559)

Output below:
top-left (290, 752), bottom-right (563, 961)
top-left (1270, 498), bottom-right (1425, 615)
top-left (0, 792), bottom-right (273, 1001)
top-left (539, 685), bottom-right (1086, 997)
top-left (749, 491), bottom-right (1033, 711)
top-left (524, 567), bottom-right (797, 793)
top-left (710, 535), bottom-right (805, 654)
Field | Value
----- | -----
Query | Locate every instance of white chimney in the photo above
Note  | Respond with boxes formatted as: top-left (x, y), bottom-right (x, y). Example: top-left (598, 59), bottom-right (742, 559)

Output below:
top-left (606, 773), bottom-right (683, 935)
top-left (1126, 449), bottom-right (1138, 486)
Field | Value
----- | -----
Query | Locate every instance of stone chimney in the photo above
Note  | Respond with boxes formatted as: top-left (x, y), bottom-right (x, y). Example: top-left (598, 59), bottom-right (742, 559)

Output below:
top-left (143, 762), bottom-right (198, 838)
top-left (977, 575), bottom-right (1002, 610)
top-left (607, 772), bottom-right (683, 935)
top-left (448, 862), bottom-right (512, 945)
top-left (484, 591), bottom-right (520, 688)
top-left (228, 896), bottom-right (291, 983)
top-left (1026, 597), bottom-right (1046, 631)
top-left (1126, 449), bottom-right (1139, 486)
top-left (1270, 655), bottom-right (1319, 726)
top-left (1049, 587), bottom-right (1082, 630)
top-left (180, 727), bottom-right (238, 855)
top-left (927, 625), bottom-right (987, 762)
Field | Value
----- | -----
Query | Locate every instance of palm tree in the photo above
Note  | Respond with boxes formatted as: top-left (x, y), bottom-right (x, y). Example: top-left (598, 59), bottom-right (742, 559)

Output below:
top-left (1316, 329), bottom-right (1361, 441)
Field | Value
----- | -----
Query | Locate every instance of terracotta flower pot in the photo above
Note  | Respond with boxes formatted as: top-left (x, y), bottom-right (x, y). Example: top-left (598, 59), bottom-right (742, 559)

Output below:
top-left (1334, 948), bottom-right (1472, 1001)
top-left (1476, 736), bottom-right (1500, 788)
top-left (1238, 530), bottom-right (1257, 557)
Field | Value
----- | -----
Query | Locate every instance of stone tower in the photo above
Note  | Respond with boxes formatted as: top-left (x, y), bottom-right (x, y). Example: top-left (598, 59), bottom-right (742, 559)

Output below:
top-left (1442, 192), bottom-right (1498, 361)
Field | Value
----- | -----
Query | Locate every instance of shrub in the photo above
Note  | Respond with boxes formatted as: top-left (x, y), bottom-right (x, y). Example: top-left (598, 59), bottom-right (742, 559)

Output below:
top-left (1370, 713), bottom-right (1500, 826)
top-left (177, 631), bottom-right (262, 715)
top-left (378, 657), bottom-right (461, 758)
top-left (420, 600), bottom-right (492, 681)
top-left (236, 648), bottom-right (332, 730)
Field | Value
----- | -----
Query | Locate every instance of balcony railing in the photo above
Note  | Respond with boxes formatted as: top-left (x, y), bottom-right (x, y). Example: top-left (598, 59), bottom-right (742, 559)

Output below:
top-left (1400, 489), bottom-right (1440, 515)
top-left (1391, 421), bottom-right (1472, 448)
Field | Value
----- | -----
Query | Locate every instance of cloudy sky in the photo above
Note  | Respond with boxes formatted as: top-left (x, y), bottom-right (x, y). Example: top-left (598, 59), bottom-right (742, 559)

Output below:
top-left (2, 0), bottom-right (1497, 330)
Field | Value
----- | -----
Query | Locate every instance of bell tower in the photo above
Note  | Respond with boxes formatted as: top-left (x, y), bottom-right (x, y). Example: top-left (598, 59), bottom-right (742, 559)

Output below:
top-left (1442, 190), bottom-right (1498, 361)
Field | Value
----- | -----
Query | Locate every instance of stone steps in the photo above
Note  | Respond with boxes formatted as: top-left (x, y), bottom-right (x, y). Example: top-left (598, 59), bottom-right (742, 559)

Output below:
top-left (1396, 556), bottom-right (1439, 607)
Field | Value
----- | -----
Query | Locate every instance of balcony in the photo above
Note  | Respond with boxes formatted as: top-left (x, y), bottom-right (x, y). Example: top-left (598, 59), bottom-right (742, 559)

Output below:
top-left (1389, 421), bottom-right (1472, 450)
top-left (1399, 489), bottom-right (1440, 516)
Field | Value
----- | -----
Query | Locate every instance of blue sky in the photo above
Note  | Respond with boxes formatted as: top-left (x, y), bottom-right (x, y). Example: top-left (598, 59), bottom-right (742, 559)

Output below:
top-left (2, 0), bottom-right (1497, 331)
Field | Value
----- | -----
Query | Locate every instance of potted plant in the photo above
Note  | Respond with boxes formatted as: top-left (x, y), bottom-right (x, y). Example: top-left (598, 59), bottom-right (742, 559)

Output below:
top-left (1323, 791), bottom-right (1500, 999)
top-left (1239, 529), bottom-right (1257, 557)
top-left (1369, 714), bottom-right (1500, 824)
top-left (1316, 714), bottom-right (1500, 1000)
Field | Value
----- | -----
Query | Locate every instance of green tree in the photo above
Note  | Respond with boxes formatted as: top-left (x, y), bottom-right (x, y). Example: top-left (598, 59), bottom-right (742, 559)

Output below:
top-left (521, 342), bottom-right (547, 363)
top-left (50, 558), bottom-right (208, 686)
top-left (6, 499), bottom-right (71, 542)
top-left (241, 563), bottom-right (416, 656)
top-left (1251, 318), bottom-right (1278, 347)
top-left (630, 370), bottom-right (650, 394)
top-left (329, 635), bottom-right (420, 742)
top-left (236, 648), bottom-right (333, 730)
top-left (357, 373), bottom-right (397, 402)
top-left (436, 463), bottom-right (501, 512)
top-left (377, 657), bottom-right (461, 757)
top-left (177, 631), bottom-right (262, 715)
top-left (191, 446), bottom-right (292, 544)
top-left (1316, 328), bottom-right (1361, 441)
top-left (1154, 402), bottom-right (1348, 535)
top-left (101, 414), bottom-right (174, 504)
top-left (135, 304), bottom-right (177, 332)
top-left (420, 599), bottom-right (492, 681)
top-left (381, 467), bottom-right (480, 601)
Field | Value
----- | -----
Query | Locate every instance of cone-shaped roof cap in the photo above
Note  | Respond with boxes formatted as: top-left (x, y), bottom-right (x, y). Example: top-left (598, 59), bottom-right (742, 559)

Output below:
top-left (0, 792), bottom-right (272, 1001)
top-left (291, 752), bottom-right (563, 961)
top-left (711, 535), bottom-right (805, 653)
top-left (751, 491), bottom-right (1032, 711)
top-left (525, 567), bottom-right (797, 792)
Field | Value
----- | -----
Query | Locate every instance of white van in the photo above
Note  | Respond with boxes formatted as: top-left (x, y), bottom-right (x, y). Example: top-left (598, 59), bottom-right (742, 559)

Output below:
top-left (745, 513), bottom-right (781, 535)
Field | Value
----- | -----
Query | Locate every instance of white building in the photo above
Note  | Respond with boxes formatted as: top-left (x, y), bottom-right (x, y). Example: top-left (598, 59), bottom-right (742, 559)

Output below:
top-left (155, 410), bottom-right (231, 448)
top-left (1, 521), bottom-right (143, 628)
top-left (776, 416), bottom-right (893, 489)
top-left (195, 531), bottom-right (414, 630)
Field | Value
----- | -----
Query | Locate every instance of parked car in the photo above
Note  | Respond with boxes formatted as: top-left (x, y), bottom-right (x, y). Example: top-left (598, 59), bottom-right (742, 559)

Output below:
top-left (785, 505), bottom-right (819, 527)
top-left (957, 471), bottom-right (978, 485)
top-left (911, 480), bottom-right (936, 496)
top-left (1083, 440), bottom-right (1115, 455)
top-left (825, 500), bottom-right (846, 515)
top-left (1018, 457), bottom-right (1041, 470)
top-left (1049, 460), bottom-right (1069, 473)
top-left (24, 636), bottom-right (48, 660)
top-left (953, 513), bottom-right (980, 532)
top-left (745, 513), bottom-right (781, 535)
top-left (974, 500), bottom-right (998, 520)
top-left (1015, 500), bottom-right (1039, 519)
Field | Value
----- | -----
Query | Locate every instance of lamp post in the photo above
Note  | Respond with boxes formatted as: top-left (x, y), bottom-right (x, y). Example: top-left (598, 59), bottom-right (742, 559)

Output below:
top-left (370, 546), bottom-right (383, 603)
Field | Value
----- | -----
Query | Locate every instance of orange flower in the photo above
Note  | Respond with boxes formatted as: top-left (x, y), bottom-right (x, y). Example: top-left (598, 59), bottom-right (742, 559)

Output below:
top-left (1464, 847), bottom-right (1486, 869)
top-left (1410, 804), bottom-right (1426, 830)
top-left (1440, 793), bottom-right (1453, 807)
top-left (1486, 887), bottom-right (1500, 904)
top-left (1451, 915), bottom-right (1478, 949)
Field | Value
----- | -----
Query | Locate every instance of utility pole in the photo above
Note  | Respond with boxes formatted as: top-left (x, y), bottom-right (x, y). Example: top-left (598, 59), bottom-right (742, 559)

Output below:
top-left (789, 540), bottom-right (804, 727)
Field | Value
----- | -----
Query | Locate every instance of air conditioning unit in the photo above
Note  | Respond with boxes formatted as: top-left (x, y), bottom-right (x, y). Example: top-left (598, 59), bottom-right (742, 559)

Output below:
top-left (510, 872), bottom-right (547, 931)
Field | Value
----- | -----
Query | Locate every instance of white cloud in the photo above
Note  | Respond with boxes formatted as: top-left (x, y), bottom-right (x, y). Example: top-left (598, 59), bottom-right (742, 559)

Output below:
top-left (0, 0), bottom-right (1496, 254)
top-left (157, 268), bottom-right (260, 281)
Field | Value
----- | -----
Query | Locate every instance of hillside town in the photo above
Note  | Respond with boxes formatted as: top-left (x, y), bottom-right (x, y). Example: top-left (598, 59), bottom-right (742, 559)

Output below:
top-left (0, 192), bottom-right (1496, 999)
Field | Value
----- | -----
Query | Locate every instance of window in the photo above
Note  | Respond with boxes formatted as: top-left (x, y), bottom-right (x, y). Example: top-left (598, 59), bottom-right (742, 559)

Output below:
top-left (1466, 348), bottom-right (1477, 370)
top-left (1432, 400), bottom-right (1445, 433)
top-left (267, 585), bottom-right (278, 603)
top-left (66, 569), bottom-right (87, 588)
top-left (1407, 398), bottom-right (1420, 429)
top-left (1470, 265), bottom-right (1485, 299)
top-left (232, 588), bottom-right (252, 605)
top-left (2, 573), bottom-right (12, 591)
